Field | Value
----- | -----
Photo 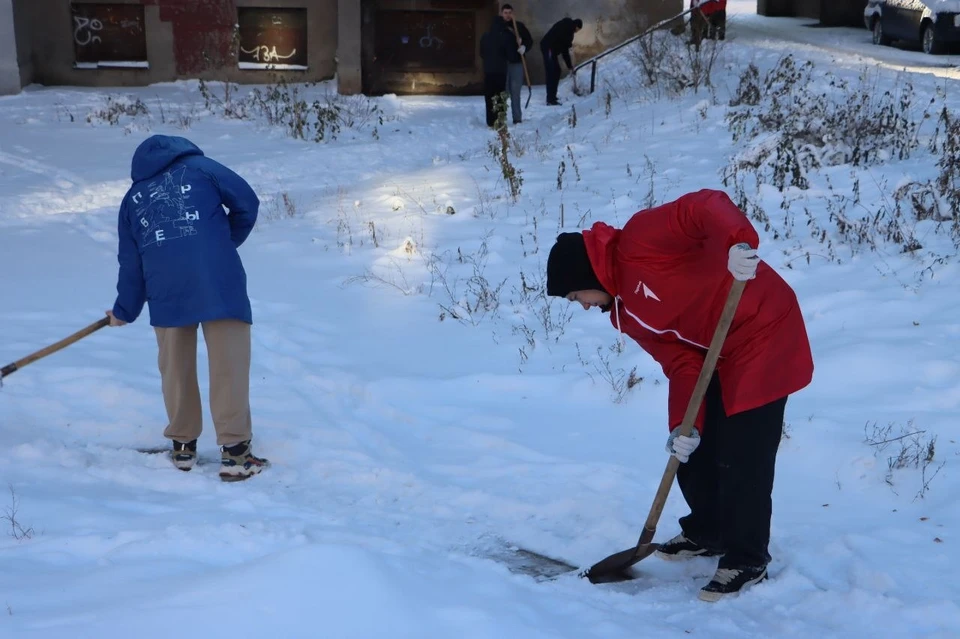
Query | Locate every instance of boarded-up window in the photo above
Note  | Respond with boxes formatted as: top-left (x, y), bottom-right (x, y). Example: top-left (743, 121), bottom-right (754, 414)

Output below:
top-left (71, 3), bottom-right (147, 68)
top-left (375, 11), bottom-right (475, 70)
top-left (237, 8), bottom-right (308, 70)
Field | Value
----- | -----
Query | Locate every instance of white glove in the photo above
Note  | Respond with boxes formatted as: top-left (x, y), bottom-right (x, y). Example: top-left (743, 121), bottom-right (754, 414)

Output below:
top-left (727, 242), bottom-right (758, 281)
top-left (518, 45), bottom-right (526, 55)
top-left (666, 428), bottom-right (701, 463)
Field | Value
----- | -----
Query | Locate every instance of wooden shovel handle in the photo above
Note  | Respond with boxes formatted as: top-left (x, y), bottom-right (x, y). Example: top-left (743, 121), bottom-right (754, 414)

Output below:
top-left (510, 17), bottom-right (534, 89)
top-left (1, 316), bottom-right (110, 379)
top-left (642, 279), bottom-right (746, 532)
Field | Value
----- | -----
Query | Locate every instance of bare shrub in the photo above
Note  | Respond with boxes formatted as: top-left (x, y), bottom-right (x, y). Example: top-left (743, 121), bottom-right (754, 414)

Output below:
top-left (629, 30), bottom-right (721, 97)
top-left (509, 267), bottom-right (573, 349)
top-left (864, 420), bottom-right (944, 500)
top-left (471, 180), bottom-right (503, 220)
top-left (892, 107), bottom-right (960, 241)
top-left (262, 191), bottom-right (301, 220)
top-left (488, 93), bottom-right (523, 202)
top-left (246, 77), bottom-right (391, 143)
top-left (344, 257), bottom-right (423, 297)
top-left (576, 341), bottom-right (642, 404)
top-left (198, 78), bottom-right (249, 120)
top-left (431, 239), bottom-right (507, 326)
top-left (725, 58), bottom-right (931, 191)
top-left (86, 95), bottom-right (150, 127)
top-left (3, 486), bottom-right (34, 541)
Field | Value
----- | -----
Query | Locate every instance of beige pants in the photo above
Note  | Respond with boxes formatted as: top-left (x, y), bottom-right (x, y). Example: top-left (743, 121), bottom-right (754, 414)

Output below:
top-left (155, 319), bottom-right (253, 447)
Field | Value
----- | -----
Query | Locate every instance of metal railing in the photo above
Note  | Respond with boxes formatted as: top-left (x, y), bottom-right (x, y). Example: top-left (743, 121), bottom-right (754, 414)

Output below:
top-left (572, 5), bottom-right (701, 95)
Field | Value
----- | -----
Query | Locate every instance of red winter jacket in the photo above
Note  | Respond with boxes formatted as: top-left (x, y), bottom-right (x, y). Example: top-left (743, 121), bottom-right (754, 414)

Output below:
top-left (582, 189), bottom-right (813, 433)
top-left (692, 0), bottom-right (726, 17)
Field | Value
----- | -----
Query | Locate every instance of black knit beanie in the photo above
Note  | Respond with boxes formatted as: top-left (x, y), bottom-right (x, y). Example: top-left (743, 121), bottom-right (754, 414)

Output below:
top-left (546, 232), bottom-right (604, 297)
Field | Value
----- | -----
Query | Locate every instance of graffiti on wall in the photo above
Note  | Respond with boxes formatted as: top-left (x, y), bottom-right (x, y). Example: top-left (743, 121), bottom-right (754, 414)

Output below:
top-left (71, 3), bottom-right (147, 64)
top-left (374, 11), bottom-right (476, 69)
top-left (237, 8), bottom-right (308, 68)
top-left (73, 16), bottom-right (103, 46)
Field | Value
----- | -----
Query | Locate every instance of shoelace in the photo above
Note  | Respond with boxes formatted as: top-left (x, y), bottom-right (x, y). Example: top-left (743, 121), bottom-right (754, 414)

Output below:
top-left (711, 568), bottom-right (741, 585)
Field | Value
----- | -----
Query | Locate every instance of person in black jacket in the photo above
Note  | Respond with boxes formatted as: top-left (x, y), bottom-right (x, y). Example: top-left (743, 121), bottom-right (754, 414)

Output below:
top-left (539, 17), bottom-right (582, 106)
top-left (479, 15), bottom-right (510, 127)
top-left (500, 4), bottom-right (533, 124)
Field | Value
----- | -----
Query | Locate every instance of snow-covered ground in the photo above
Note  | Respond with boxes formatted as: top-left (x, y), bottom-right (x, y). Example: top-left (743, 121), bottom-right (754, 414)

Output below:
top-left (1, 3), bottom-right (958, 638)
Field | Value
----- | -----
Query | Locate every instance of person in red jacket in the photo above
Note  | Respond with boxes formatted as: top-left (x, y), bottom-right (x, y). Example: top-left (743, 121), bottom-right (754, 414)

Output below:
top-left (690, 0), bottom-right (726, 44)
top-left (546, 189), bottom-right (813, 601)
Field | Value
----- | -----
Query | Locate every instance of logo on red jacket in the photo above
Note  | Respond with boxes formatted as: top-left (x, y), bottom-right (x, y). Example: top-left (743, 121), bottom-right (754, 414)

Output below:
top-left (634, 280), bottom-right (661, 301)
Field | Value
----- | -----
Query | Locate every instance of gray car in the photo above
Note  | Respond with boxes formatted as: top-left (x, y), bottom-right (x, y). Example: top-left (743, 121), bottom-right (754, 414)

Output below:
top-left (864, 0), bottom-right (960, 54)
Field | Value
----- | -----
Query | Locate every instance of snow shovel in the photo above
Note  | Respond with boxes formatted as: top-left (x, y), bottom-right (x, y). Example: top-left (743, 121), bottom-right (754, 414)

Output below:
top-left (579, 279), bottom-right (746, 584)
top-left (1, 316), bottom-right (110, 384)
top-left (510, 16), bottom-right (534, 109)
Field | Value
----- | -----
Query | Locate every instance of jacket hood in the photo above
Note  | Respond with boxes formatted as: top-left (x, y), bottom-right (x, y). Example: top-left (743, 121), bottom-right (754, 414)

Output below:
top-left (582, 221), bottom-right (621, 297)
top-left (131, 135), bottom-right (204, 182)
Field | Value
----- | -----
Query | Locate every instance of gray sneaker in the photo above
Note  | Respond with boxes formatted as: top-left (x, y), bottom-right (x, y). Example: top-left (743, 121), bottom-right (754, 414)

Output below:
top-left (219, 440), bottom-right (269, 482)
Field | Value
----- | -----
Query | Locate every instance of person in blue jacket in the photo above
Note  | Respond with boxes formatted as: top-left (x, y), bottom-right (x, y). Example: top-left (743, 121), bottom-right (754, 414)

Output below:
top-left (106, 134), bottom-right (268, 482)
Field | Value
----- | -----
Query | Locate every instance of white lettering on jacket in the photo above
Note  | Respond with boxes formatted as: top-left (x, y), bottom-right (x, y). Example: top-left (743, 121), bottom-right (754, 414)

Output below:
top-left (619, 300), bottom-right (710, 351)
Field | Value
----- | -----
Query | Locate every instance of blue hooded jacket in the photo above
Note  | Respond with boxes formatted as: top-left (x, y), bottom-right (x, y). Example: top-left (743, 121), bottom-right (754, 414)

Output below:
top-left (112, 135), bottom-right (260, 327)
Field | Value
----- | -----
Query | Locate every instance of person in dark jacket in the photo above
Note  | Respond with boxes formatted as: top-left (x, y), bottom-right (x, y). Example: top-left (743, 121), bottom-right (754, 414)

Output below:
top-left (500, 4), bottom-right (533, 124)
top-left (539, 17), bottom-right (582, 105)
top-left (545, 189), bottom-right (813, 601)
top-left (106, 134), bottom-right (269, 482)
top-left (479, 15), bottom-right (510, 127)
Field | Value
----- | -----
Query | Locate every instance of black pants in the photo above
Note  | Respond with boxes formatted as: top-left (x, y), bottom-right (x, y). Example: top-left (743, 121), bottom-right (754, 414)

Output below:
top-left (691, 9), bottom-right (726, 44)
top-left (540, 46), bottom-right (561, 104)
top-left (483, 72), bottom-right (507, 127)
top-left (676, 374), bottom-right (786, 569)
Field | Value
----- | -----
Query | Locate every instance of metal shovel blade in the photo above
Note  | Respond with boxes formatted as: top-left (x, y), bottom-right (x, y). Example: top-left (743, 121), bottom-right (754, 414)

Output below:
top-left (579, 542), bottom-right (660, 584)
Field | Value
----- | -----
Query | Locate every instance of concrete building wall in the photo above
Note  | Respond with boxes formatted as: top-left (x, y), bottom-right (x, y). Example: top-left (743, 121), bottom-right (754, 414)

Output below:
top-left (508, 0), bottom-right (682, 84)
top-left (7, 0), bottom-right (683, 95)
top-left (820, 0), bottom-right (868, 27)
top-left (757, 0), bottom-right (798, 17)
top-left (360, 0), bottom-right (497, 96)
top-left (337, 0), bottom-right (362, 94)
top-left (0, 0), bottom-right (21, 94)
top-left (793, 0), bottom-right (820, 19)
top-left (758, 0), bottom-right (867, 26)
top-left (359, 0), bottom-right (681, 96)
top-left (19, 0), bottom-right (338, 88)
top-left (12, 0), bottom-right (31, 89)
